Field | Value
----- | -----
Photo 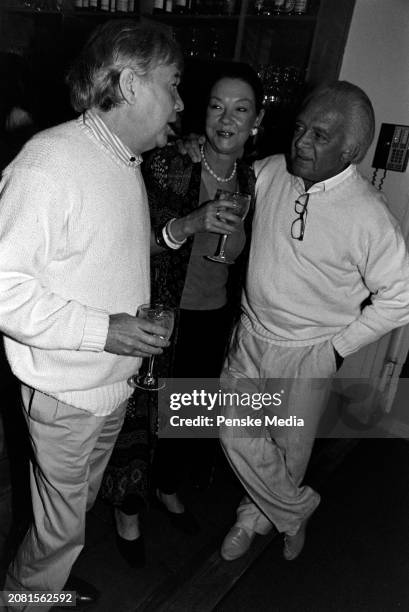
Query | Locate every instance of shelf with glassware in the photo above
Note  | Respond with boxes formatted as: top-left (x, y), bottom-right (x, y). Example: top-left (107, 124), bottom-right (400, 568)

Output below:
top-left (142, 13), bottom-right (316, 22)
top-left (141, 0), bottom-right (316, 17)
top-left (240, 11), bottom-right (316, 98)
top-left (141, 0), bottom-right (319, 66)
top-left (3, 6), bottom-right (61, 15)
top-left (142, 13), bottom-right (318, 61)
top-left (143, 0), bottom-right (239, 16)
top-left (141, 12), bottom-right (239, 62)
top-left (3, 2), bottom-right (139, 17)
top-left (239, 13), bottom-right (315, 22)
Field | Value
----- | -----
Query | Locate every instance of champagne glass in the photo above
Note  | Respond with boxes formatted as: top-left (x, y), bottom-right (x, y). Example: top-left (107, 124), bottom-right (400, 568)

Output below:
top-left (206, 190), bottom-right (251, 265)
top-left (127, 303), bottom-right (175, 391)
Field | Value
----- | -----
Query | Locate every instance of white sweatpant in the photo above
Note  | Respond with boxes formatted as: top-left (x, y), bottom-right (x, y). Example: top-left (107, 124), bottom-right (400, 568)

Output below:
top-left (220, 322), bottom-right (337, 537)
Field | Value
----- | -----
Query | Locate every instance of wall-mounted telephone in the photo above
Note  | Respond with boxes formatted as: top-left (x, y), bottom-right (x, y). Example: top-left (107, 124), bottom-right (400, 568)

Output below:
top-left (372, 123), bottom-right (409, 172)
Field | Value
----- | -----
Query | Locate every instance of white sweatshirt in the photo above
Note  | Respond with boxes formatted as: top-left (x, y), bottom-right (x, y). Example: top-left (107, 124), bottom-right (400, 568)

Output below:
top-left (0, 118), bottom-right (150, 414)
top-left (242, 155), bottom-right (409, 357)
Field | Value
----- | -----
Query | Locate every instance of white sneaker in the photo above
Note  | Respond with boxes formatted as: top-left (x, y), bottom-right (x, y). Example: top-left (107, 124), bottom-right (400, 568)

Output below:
top-left (283, 520), bottom-right (307, 561)
top-left (220, 525), bottom-right (256, 561)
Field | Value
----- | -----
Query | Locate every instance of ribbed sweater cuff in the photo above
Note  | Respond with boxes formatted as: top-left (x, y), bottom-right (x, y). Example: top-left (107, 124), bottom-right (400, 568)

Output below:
top-left (80, 307), bottom-right (110, 352)
top-left (332, 334), bottom-right (353, 358)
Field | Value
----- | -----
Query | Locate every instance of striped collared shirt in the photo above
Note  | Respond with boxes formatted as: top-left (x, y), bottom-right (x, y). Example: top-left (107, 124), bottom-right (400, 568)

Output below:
top-left (82, 110), bottom-right (143, 168)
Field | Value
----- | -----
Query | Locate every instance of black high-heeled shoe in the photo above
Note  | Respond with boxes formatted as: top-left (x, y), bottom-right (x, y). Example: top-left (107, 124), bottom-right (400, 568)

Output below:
top-left (154, 491), bottom-right (200, 536)
top-left (115, 495), bottom-right (146, 568)
top-left (116, 532), bottom-right (146, 568)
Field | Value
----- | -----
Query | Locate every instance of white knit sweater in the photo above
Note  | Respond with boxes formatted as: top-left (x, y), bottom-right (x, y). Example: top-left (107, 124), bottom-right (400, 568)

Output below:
top-left (242, 155), bottom-right (409, 357)
top-left (0, 118), bottom-right (150, 414)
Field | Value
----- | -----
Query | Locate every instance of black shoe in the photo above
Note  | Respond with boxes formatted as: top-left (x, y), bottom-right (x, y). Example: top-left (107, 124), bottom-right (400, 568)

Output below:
top-left (120, 493), bottom-right (145, 516)
top-left (154, 493), bottom-right (200, 536)
top-left (116, 533), bottom-right (146, 568)
top-left (190, 468), bottom-right (215, 492)
top-left (64, 576), bottom-right (99, 607)
top-left (166, 508), bottom-right (200, 535)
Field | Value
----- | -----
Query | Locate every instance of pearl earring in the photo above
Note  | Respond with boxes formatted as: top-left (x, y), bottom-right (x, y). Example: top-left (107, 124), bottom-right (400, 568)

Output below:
top-left (251, 127), bottom-right (259, 136)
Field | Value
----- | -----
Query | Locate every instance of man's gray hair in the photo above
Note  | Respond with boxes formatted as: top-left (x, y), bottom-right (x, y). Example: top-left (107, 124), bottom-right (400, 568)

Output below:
top-left (303, 80), bottom-right (375, 163)
top-left (66, 20), bottom-right (183, 113)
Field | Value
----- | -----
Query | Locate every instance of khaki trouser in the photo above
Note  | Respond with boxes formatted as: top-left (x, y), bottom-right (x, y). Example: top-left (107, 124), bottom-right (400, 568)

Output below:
top-left (4, 385), bottom-right (127, 611)
top-left (220, 322), bottom-right (337, 537)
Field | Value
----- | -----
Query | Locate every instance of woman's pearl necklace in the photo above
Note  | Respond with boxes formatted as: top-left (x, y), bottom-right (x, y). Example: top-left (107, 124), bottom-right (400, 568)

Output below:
top-left (200, 144), bottom-right (237, 183)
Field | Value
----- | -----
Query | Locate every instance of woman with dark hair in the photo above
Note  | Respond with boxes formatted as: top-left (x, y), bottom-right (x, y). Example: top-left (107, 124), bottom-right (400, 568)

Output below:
top-left (102, 61), bottom-right (264, 567)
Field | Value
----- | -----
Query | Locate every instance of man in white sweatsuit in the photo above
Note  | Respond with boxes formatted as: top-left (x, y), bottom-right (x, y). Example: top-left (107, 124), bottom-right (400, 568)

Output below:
top-left (220, 81), bottom-right (409, 562)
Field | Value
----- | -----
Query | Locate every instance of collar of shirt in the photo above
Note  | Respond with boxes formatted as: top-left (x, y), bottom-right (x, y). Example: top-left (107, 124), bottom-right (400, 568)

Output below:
top-left (83, 110), bottom-right (142, 168)
top-left (292, 164), bottom-right (356, 195)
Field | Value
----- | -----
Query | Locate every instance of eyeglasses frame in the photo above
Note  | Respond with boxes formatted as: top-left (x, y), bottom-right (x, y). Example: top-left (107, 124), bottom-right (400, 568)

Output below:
top-left (291, 193), bottom-right (310, 241)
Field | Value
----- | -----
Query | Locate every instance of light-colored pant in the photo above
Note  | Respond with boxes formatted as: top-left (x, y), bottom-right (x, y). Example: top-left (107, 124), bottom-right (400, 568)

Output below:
top-left (220, 322), bottom-right (337, 537)
top-left (4, 385), bottom-right (127, 611)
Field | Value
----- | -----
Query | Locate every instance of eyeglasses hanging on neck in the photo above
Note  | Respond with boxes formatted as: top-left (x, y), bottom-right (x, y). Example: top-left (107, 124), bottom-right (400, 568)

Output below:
top-left (291, 193), bottom-right (309, 241)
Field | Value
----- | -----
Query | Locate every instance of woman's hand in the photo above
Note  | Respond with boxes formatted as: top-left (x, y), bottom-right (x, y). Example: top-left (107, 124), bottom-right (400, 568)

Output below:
top-left (176, 133), bottom-right (205, 163)
top-left (171, 198), bottom-right (243, 241)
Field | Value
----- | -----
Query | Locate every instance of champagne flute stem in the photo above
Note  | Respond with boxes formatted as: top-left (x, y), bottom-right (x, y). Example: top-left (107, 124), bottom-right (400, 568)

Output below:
top-left (217, 234), bottom-right (229, 257)
top-left (145, 355), bottom-right (156, 382)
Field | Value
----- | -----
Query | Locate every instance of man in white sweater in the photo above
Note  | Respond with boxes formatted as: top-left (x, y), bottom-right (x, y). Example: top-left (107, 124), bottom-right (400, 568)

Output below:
top-left (0, 21), bottom-right (184, 608)
top-left (220, 81), bottom-right (409, 562)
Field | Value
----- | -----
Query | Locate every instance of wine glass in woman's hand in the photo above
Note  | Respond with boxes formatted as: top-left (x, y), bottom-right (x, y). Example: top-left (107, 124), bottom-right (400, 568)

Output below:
top-left (128, 303), bottom-right (175, 391)
top-left (206, 190), bottom-right (251, 264)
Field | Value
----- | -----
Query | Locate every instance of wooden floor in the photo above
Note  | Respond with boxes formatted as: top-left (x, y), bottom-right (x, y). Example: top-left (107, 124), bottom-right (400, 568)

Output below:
top-left (0, 426), bottom-right (361, 612)
top-left (2, 433), bottom-right (409, 612)
top-left (215, 438), bottom-right (409, 612)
